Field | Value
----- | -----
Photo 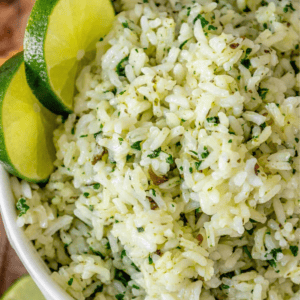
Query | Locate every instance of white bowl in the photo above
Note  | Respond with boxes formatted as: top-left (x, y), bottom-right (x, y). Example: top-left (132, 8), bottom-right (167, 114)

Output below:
top-left (0, 166), bottom-right (73, 300)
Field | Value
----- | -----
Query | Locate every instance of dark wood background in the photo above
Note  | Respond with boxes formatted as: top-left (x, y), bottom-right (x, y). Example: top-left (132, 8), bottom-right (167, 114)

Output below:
top-left (0, 0), bottom-right (35, 295)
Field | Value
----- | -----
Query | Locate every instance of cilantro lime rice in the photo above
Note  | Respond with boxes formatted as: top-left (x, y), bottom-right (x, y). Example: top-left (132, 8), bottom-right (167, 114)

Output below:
top-left (12, 0), bottom-right (300, 299)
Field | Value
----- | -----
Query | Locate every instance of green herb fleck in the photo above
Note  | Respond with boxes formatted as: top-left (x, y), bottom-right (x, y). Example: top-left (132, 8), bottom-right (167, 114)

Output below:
top-left (151, 189), bottom-right (156, 197)
top-left (83, 192), bottom-right (89, 198)
top-left (93, 183), bottom-right (101, 190)
top-left (179, 39), bottom-right (190, 50)
top-left (132, 284), bottom-right (140, 289)
top-left (115, 294), bottom-right (124, 300)
top-left (68, 278), bottom-right (73, 286)
top-left (148, 147), bottom-right (162, 159)
top-left (221, 284), bottom-right (230, 290)
top-left (193, 14), bottom-right (209, 28)
top-left (206, 116), bottom-right (220, 124)
top-left (116, 56), bottom-right (129, 77)
top-left (208, 24), bottom-right (217, 30)
top-left (258, 87), bottom-right (269, 100)
top-left (115, 269), bottom-right (130, 287)
top-left (267, 259), bottom-right (277, 268)
top-left (166, 155), bottom-right (174, 164)
top-left (290, 245), bottom-right (298, 257)
top-left (131, 141), bottom-right (142, 151)
top-left (121, 249), bottom-right (127, 259)
top-left (148, 255), bottom-right (153, 264)
top-left (89, 247), bottom-right (105, 259)
top-left (228, 139), bottom-right (232, 143)
top-left (137, 227), bottom-right (144, 233)
top-left (243, 246), bottom-right (252, 259)
top-left (241, 58), bottom-right (251, 69)
top-left (16, 198), bottom-right (30, 217)
top-left (94, 130), bottom-right (102, 138)
top-left (283, 3), bottom-right (295, 13)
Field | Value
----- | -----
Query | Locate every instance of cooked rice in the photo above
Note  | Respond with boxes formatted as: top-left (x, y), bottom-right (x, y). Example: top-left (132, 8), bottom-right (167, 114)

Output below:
top-left (12, 0), bottom-right (300, 299)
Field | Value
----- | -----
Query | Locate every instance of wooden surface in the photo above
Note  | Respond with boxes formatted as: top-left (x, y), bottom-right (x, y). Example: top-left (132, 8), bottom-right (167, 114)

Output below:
top-left (0, 0), bottom-right (35, 295)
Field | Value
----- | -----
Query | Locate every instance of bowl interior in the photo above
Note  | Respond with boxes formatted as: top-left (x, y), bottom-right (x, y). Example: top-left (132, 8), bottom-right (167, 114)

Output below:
top-left (0, 166), bottom-right (73, 300)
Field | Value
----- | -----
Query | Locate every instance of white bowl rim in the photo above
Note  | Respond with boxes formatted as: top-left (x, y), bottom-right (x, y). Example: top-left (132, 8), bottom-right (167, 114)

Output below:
top-left (0, 166), bottom-right (73, 300)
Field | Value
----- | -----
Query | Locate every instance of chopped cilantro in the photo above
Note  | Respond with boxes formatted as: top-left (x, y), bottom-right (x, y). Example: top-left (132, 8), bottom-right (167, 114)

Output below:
top-left (201, 147), bottom-right (210, 159)
top-left (241, 58), bottom-right (251, 69)
top-left (16, 198), bottom-right (29, 217)
top-left (263, 23), bottom-right (268, 29)
top-left (189, 167), bottom-right (193, 173)
top-left (221, 284), bottom-right (230, 290)
top-left (89, 247), bottom-right (105, 259)
top-left (243, 6), bottom-right (251, 12)
top-left (295, 138), bottom-right (299, 143)
top-left (267, 259), bottom-right (277, 268)
top-left (132, 284), bottom-right (140, 289)
top-left (93, 183), bottom-right (101, 189)
top-left (148, 255), bottom-right (153, 264)
top-left (131, 141), bottom-right (142, 151)
top-left (80, 134), bottom-right (88, 138)
top-left (206, 116), bottom-right (220, 124)
top-left (131, 262), bottom-right (140, 272)
top-left (208, 24), bottom-right (217, 30)
top-left (179, 39), bottom-right (190, 50)
top-left (151, 189), bottom-right (156, 197)
top-left (243, 246), bottom-right (252, 259)
top-left (116, 56), bottom-right (129, 77)
top-left (115, 269), bottom-right (131, 287)
top-left (121, 249), bottom-right (127, 259)
top-left (93, 130), bottom-right (102, 138)
top-left (122, 21), bottom-right (130, 29)
top-left (71, 127), bottom-right (75, 135)
top-left (195, 161), bottom-right (203, 170)
top-left (283, 3), bottom-right (295, 13)
top-left (68, 278), bottom-right (73, 286)
top-left (115, 294), bottom-right (124, 300)
top-left (166, 155), bottom-right (174, 164)
top-left (119, 90), bottom-right (126, 95)
top-left (228, 139), bottom-right (232, 143)
top-left (258, 87), bottom-right (269, 100)
top-left (137, 227), bottom-right (145, 232)
top-left (260, 122), bottom-right (267, 130)
top-left (193, 14), bottom-right (209, 28)
top-left (147, 147), bottom-right (162, 158)
top-left (126, 154), bottom-right (133, 162)
top-left (290, 245), bottom-right (298, 257)
top-left (105, 242), bottom-right (111, 250)
top-left (83, 192), bottom-right (89, 198)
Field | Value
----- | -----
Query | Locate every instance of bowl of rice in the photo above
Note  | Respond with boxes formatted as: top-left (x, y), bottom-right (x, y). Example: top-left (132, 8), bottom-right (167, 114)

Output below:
top-left (0, 0), bottom-right (300, 299)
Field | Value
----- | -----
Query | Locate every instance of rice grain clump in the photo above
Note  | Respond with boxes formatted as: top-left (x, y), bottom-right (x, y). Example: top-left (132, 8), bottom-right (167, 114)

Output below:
top-left (12, 0), bottom-right (300, 299)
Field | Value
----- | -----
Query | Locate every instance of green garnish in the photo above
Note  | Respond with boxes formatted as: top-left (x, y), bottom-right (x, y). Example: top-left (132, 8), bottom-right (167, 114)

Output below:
top-left (131, 141), bottom-right (142, 151)
top-left (116, 56), bottom-right (129, 77)
top-left (16, 198), bottom-right (30, 217)
top-left (148, 147), bottom-right (162, 158)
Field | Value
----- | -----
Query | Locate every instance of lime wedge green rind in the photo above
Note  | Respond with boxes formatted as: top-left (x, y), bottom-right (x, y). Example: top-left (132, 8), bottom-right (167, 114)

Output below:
top-left (0, 275), bottom-right (46, 300)
top-left (23, 0), bottom-right (68, 115)
top-left (24, 0), bottom-right (115, 116)
top-left (0, 52), bottom-right (24, 178)
top-left (0, 53), bottom-right (56, 183)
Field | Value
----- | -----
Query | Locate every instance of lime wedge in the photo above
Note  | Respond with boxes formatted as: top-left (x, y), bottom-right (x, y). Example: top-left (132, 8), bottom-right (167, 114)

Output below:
top-left (0, 275), bottom-right (46, 300)
top-left (24, 0), bottom-right (115, 115)
top-left (0, 52), bottom-right (56, 183)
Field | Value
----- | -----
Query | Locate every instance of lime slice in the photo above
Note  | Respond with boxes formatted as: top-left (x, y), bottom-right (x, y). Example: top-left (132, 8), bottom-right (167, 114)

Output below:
top-left (0, 52), bottom-right (56, 183)
top-left (0, 275), bottom-right (46, 300)
top-left (24, 0), bottom-right (115, 115)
